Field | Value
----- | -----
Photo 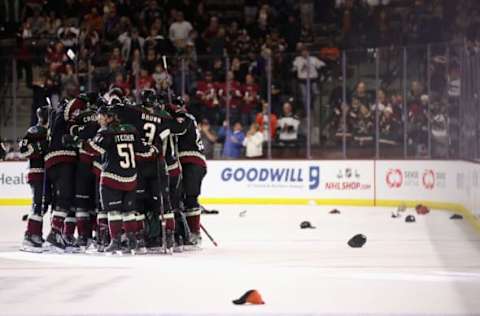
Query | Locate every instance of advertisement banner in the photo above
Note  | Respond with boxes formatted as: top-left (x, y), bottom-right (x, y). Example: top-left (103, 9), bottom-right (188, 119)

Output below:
top-left (0, 161), bottom-right (31, 199)
top-left (376, 161), bottom-right (457, 204)
top-left (202, 160), bottom-right (374, 201)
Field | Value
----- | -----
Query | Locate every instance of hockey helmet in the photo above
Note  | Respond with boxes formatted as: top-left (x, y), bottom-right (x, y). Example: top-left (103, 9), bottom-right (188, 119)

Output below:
top-left (141, 89), bottom-right (157, 108)
top-left (36, 106), bottom-right (49, 123)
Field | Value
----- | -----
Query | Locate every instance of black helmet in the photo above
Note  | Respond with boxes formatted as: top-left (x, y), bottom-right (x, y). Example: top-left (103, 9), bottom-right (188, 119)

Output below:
top-left (78, 92), bottom-right (98, 106)
top-left (109, 87), bottom-right (124, 99)
top-left (96, 96), bottom-right (108, 109)
top-left (97, 105), bottom-right (114, 116)
top-left (36, 106), bottom-right (49, 124)
top-left (141, 89), bottom-right (157, 107)
top-left (172, 95), bottom-right (185, 107)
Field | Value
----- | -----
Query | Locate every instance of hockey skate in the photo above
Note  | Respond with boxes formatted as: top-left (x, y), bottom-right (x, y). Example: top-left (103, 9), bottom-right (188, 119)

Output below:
top-left (20, 233), bottom-right (44, 253)
top-left (125, 233), bottom-right (138, 255)
top-left (135, 235), bottom-right (148, 255)
top-left (63, 235), bottom-right (81, 253)
top-left (77, 236), bottom-right (94, 253)
top-left (104, 237), bottom-right (122, 255)
top-left (183, 233), bottom-right (202, 251)
top-left (45, 230), bottom-right (67, 253)
top-left (164, 230), bottom-right (175, 254)
top-left (173, 235), bottom-right (184, 253)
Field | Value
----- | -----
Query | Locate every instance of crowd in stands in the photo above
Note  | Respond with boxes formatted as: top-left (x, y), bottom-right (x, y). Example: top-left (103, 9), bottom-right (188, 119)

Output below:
top-left (1, 0), bottom-right (478, 159)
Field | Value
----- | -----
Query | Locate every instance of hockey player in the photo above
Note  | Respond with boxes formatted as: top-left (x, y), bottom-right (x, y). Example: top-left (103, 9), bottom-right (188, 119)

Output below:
top-left (174, 96), bottom-right (207, 248)
top-left (115, 89), bottom-right (190, 252)
top-left (0, 141), bottom-right (5, 160)
top-left (45, 97), bottom-right (86, 251)
top-left (20, 107), bottom-right (50, 252)
top-left (83, 105), bottom-right (155, 254)
top-left (68, 94), bottom-right (102, 249)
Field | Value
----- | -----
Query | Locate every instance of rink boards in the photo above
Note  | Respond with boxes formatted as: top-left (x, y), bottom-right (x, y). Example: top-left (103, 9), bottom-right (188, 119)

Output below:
top-left (0, 159), bottom-right (479, 229)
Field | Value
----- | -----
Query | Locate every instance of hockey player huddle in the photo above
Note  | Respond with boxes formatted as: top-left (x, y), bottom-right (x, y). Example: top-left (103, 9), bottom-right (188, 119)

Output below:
top-left (19, 88), bottom-right (207, 255)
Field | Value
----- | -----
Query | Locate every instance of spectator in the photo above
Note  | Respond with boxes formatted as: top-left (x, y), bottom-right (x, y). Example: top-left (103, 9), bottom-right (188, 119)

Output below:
top-left (292, 47), bottom-right (325, 109)
top-left (255, 100), bottom-right (278, 141)
top-left (243, 122), bottom-right (264, 158)
top-left (199, 118), bottom-right (218, 159)
top-left (152, 63), bottom-right (172, 92)
top-left (277, 101), bottom-right (300, 144)
top-left (218, 71), bottom-right (243, 124)
top-left (169, 11), bottom-right (193, 49)
top-left (137, 67), bottom-right (154, 91)
top-left (57, 21), bottom-right (80, 49)
top-left (281, 15), bottom-right (301, 52)
top-left (60, 63), bottom-right (79, 94)
top-left (84, 7), bottom-right (103, 33)
top-left (196, 71), bottom-right (219, 124)
top-left (110, 72), bottom-right (130, 96)
top-left (241, 74), bottom-right (260, 126)
top-left (220, 121), bottom-right (245, 159)
top-left (118, 28), bottom-right (145, 63)
top-left (352, 81), bottom-right (372, 109)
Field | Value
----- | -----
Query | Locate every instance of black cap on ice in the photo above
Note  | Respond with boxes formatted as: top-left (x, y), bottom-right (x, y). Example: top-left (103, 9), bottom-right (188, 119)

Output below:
top-left (405, 215), bottom-right (416, 223)
top-left (300, 221), bottom-right (315, 229)
top-left (348, 234), bottom-right (366, 248)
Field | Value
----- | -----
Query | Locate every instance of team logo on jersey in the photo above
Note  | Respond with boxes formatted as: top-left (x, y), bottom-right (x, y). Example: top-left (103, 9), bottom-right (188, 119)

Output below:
top-left (386, 168), bottom-right (403, 188)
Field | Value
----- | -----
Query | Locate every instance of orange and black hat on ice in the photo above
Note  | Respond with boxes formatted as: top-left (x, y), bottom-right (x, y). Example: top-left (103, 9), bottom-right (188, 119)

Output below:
top-left (232, 290), bottom-right (265, 305)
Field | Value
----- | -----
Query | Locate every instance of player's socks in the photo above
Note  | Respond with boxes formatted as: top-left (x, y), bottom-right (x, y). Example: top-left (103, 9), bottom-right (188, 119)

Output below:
top-left (26, 213), bottom-right (43, 237)
top-left (50, 208), bottom-right (67, 233)
top-left (123, 212), bottom-right (137, 234)
top-left (76, 209), bottom-right (90, 246)
top-left (107, 211), bottom-right (123, 240)
top-left (185, 207), bottom-right (201, 235)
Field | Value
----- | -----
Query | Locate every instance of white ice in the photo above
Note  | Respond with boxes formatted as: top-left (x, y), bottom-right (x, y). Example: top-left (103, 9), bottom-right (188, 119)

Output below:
top-left (1, 205), bottom-right (480, 315)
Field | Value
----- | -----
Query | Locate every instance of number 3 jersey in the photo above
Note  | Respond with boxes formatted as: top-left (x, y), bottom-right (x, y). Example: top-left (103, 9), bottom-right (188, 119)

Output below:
top-left (83, 123), bottom-right (155, 191)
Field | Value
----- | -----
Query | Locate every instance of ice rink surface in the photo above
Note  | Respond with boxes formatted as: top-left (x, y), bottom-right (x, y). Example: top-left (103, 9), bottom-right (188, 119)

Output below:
top-left (1, 204), bottom-right (480, 316)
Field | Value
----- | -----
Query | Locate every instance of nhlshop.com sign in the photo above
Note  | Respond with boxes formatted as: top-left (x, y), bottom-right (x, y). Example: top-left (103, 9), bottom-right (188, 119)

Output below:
top-left (203, 160), bottom-right (374, 200)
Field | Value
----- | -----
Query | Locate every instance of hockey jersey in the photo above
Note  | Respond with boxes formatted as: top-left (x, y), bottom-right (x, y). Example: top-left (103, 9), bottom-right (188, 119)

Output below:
top-left (19, 125), bottom-right (48, 183)
top-left (115, 104), bottom-right (191, 162)
top-left (83, 123), bottom-right (155, 191)
top-left (70, 108), bottom-right (100, 164)
top-left (177, 113), bottom-right (207, 168)
top-left (45, 98), bottom-right (86, 169)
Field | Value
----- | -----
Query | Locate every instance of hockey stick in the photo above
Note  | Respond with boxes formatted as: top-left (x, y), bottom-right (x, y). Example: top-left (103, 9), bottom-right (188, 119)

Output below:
top-left (155, 154), bottom-right (168, 254)
top-left (162, 55), bottom-right (173, 105)
top-left (41, 97), bottom-right (54, 216)
top-left (200, 224), bottom-right (218, 247)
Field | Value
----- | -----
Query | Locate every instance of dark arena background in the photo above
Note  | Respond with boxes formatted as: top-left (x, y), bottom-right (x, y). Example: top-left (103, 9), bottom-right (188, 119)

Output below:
top-left (1, 0), bottom-right (480, 315)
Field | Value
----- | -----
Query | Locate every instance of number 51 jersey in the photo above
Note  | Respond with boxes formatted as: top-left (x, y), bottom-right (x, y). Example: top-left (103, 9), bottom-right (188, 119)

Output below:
top-left (83, 123), bottom-right (155, 191)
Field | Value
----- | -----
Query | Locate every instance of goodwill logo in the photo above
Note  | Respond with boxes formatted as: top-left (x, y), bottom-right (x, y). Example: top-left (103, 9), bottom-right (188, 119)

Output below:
top-left (220, 166), bottom-right (320, 190)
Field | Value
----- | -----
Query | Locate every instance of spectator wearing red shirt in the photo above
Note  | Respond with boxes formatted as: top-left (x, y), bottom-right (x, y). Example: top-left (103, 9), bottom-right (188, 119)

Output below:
top-left (218, 71), bottom-right (243, 124)
top-left (110, 72), bottom-right (131, 96)
top-left (241, 74), bottom-right (259, 127)
top-left (46, 42), bottom-right (67, 73)
top-left (137, 68), bottom-right (154, 91)
top-left (255, 100), bottom-right (278, 141)
top-left (196, 71), bottom-right (220, 124)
